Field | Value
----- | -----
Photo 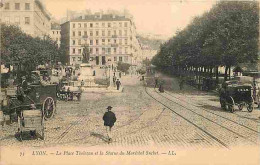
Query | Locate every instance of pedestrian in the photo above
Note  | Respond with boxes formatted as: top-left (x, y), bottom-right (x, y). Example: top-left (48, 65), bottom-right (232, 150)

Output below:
top-left (119, 72), bottom-right (121, 78)
top-left (154, 77), bottom-right (158, 88)
top-left (116, 79), bottom-right (121, 90)
top-left (67, 87), bottom-right (72, 101)
top-left (81, 80), bottom-right (84, 86)
top-left (103, 106), bottom-right (117, 142)
top-left (113, 75), bottom-right (117, 86)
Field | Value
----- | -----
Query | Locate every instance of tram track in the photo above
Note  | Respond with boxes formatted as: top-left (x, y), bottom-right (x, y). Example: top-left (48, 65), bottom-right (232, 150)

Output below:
top-left (164, 91), bottom-right (259, 133)
top-left (55, 85), bottom-right (167, 146)
top-left (144, 87), bottom-right (230, 149)
top-left (145, 86), bottom-right (260, 148)
top-left (167, 91), bottom-right (260, 124)
top-left (158, 90), bottom-right (258, 145)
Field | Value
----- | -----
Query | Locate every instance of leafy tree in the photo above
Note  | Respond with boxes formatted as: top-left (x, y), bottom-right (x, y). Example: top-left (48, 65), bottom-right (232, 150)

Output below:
top-left (1, 24), bottom-right (61, 75)
top-left (152, 1), bottom-right (259, 83)
top-left (117, 62), bottom-right (131, 73)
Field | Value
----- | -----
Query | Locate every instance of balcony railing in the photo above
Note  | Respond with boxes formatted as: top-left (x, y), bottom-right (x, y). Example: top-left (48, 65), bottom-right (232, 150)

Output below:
top-left (111, 44), bottom-right (118, 47)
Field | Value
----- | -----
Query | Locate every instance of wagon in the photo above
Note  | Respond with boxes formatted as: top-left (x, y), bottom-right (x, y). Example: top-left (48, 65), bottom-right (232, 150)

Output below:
top-left (19, 84), bottom-right (57, 119)
top-left (17, 109), bottom-right (44, 140)
top-left (2, 83), bottom-right (57, 121)
top-left (219, 82), bottom-right (254, 113)
top-left (57, 81), bottom-right (81, 101)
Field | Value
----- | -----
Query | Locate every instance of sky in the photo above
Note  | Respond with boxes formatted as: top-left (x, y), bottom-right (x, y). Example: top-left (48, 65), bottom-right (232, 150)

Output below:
top-left (42, 0), bottom-right (217, 40)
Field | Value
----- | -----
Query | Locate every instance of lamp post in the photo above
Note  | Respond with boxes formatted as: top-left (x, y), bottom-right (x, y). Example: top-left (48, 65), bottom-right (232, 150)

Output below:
top-left (107, 58), bottom-right (113, 88)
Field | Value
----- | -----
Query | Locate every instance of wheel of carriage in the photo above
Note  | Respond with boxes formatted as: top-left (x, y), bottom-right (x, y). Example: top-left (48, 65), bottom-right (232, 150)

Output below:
top-left (247, 104), bottom-right (253, 112)
top-left (226, 96), bottom-right (235, 113)
top-left (228, 105), bottom-right (235, 113)
top-left (42, 97), bottom-right (55, 120)
top-left (238, 104), bottom-right (243, 111)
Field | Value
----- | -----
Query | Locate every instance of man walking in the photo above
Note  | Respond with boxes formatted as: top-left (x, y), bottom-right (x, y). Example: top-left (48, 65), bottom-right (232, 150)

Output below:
top-left (116, 79), bottom-right (121, 90)
top-left (103, 106), bottom-right (117, 142)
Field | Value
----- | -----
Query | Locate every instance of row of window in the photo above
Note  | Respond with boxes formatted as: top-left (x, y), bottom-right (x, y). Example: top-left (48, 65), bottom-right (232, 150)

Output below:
top-left (71, 56), bottom-right (128, 62)
top-left (72, 29), bottom-right (129, 37)
top-left (4, 16), bottom-right (30, 25)
top-left (72, 22), bottom-right (129, 29)
top-left (52, 31), bottom-right (60, 35)
top-left (4, 2), bottom-right (30, 10)
top-left (72, 38), bottom-right (129, 46)
top-left (71, 47), bottom-right (129, 55)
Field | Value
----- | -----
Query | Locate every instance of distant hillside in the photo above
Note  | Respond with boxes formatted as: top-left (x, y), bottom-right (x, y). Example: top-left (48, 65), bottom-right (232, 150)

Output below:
top-left (137, 34), bottom-right (165, 50)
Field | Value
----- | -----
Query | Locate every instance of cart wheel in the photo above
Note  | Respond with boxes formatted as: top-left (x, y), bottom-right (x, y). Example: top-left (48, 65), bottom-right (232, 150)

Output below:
top-left (42, 97), bottom-right (55, 120)
top-left (238, 104), bottom-right (243, 111)
top-left (247, 104), bottom-right (253, 112)
top-left (228, 105), bottom-right (235, 113)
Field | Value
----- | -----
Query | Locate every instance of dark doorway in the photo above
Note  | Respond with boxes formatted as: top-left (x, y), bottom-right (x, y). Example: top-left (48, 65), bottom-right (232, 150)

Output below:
top-left (102, 56), bottom-right (106, 65)
top-left (96, 56), bottom-right (99, 65)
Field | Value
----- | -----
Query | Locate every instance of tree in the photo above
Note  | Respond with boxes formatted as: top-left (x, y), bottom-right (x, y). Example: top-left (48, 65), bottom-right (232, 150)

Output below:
top-left (1, 24), bottom-right (61, 74)
top-left (152, 1), bottom-right (259, 83)
top-left (117, 62), bottom-right (131, 73)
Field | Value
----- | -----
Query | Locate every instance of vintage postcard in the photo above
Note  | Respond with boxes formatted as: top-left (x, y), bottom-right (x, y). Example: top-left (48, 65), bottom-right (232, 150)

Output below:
top-left (0, 0), bottom-right (259, 164)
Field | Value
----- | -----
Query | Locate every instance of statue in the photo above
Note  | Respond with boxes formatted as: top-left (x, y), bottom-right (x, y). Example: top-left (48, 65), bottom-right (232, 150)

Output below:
top-left (82, 45), bottom-right (90, 63)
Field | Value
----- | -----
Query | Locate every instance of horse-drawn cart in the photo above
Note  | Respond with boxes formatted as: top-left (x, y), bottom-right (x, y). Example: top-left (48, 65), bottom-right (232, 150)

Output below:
top-left (2, 83), bottom-right (57, 121)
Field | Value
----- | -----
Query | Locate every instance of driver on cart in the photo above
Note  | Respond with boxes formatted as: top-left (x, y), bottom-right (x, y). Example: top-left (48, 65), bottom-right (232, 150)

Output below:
top-left (17, 76), bottom-right (29, 102)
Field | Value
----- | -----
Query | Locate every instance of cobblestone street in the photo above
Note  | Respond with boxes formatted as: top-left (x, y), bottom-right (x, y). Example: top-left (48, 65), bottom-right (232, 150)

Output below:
top-left (1, 74), bottom-right (260, 150)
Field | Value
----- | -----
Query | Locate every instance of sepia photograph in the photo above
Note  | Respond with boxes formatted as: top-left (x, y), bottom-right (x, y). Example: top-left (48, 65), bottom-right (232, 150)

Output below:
top-left (0, 0), bottom-right (259, 164)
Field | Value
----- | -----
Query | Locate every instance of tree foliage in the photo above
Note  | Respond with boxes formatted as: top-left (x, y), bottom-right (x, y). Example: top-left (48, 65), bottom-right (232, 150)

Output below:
top-left (152, 1), bottom-right (259, 80)
top-left (117, 62), bottom-right (131, 73)
top-left (1, 24), bottom-right (62, 72)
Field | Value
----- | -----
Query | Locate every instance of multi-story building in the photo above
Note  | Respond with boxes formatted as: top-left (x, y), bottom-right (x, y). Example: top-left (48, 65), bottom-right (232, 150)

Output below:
top-left (50, 22), bottom-right (61, 47)
top-left (0, 0), bottom-right (51, 38)
top-left (61, 13), bottom-right (141, 67)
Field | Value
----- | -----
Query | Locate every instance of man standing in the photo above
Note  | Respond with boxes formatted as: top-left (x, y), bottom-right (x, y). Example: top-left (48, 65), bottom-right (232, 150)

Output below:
top-left (116, 79), bottom-right (121, 90)
top-left (103, 106), bottom-right (117, 142)
top-left (113, 75), bottom-right (117, 86)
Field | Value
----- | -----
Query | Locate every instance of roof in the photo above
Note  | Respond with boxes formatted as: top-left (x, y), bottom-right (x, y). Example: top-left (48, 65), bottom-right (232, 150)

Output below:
top-left (70, 14), bottom-right (131, 22)
top-left (51, 23), bottom-right (61, 30)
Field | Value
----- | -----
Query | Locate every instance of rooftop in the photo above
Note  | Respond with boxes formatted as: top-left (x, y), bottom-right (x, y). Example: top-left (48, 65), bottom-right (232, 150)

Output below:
top-left (70, 14), bottom-right (131, 22)
top-left (51, 22), bottom-right (61, 30)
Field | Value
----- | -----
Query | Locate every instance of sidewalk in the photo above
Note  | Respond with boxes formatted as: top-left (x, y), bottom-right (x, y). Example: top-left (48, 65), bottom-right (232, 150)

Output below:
top-left (81, 75), bottom-right (132, 93)
top-left (82, 86), bottom-right (123, 93)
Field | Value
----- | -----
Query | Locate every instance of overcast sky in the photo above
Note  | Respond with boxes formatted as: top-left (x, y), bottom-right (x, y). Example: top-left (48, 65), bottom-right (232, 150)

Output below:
top-left (42, 0), bottom-right (217, 39)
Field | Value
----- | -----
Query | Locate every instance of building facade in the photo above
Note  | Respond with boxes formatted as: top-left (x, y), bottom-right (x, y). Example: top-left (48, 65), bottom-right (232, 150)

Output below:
top-left (0, 0), bottom-right (51, 38)
top-left (60, 13), bottom-right (141, 66)
top-left (50, 22), bottom-right (61, 47)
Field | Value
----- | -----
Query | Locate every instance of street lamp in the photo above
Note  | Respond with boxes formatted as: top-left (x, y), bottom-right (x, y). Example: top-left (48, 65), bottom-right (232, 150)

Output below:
top-left (107, 58), bottom-right (113, 88)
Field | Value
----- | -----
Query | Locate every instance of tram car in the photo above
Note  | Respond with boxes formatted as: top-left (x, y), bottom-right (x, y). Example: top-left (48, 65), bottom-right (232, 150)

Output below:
top-left (219, 81), bottom-right (254, 113)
